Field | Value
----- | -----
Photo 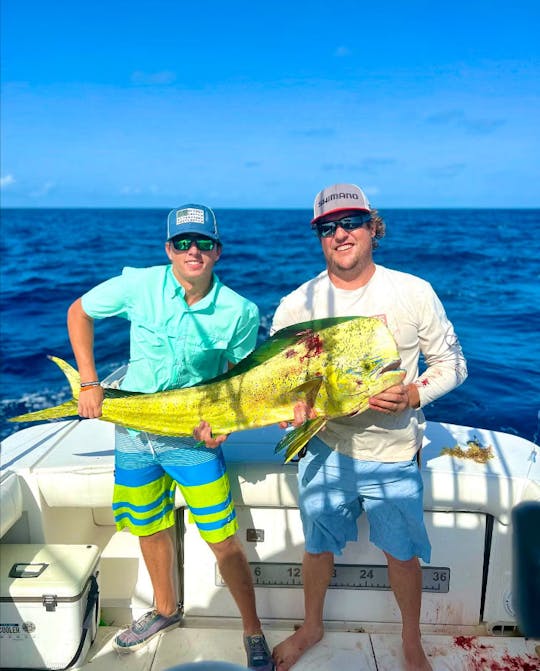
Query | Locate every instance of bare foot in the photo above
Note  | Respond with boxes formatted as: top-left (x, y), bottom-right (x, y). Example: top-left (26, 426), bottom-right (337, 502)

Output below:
top-left (272, 624), bottom-right (324, 671)
top-left (403, 638), bottom-right (432, 671)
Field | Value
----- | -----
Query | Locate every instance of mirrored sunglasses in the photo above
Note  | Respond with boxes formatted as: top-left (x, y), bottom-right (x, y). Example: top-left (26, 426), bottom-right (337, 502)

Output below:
top-left (314, 213), bottom-right (372, 238)
top-left (171, 236), bottom-right (216, 251)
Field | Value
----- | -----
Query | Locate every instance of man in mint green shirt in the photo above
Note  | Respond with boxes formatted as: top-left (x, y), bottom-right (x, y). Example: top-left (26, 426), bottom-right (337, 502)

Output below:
top-left (81, 263), bottom-right (258, 393)
top-left (67, 204), bottom-right (275, 671)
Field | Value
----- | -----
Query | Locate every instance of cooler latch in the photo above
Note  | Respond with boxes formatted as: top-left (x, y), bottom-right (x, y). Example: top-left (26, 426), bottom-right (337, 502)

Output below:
top-left (42, 594), bottom-right (58, 612)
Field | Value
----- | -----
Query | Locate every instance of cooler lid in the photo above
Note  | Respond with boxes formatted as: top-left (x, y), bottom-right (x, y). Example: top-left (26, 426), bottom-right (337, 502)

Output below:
top-left (0, 544), bottom-right (100, 601)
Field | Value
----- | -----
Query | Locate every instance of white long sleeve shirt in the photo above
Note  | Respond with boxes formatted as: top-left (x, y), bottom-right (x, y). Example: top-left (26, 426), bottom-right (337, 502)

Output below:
top-left (271, 265), bottom-right (468, 462)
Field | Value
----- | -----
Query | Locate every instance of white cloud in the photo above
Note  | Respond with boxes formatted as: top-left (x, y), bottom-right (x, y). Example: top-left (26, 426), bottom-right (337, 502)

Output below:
top-left (334, 46), bottom-right (351, 57)
top-left (0, 174), bottom-right (15, 189)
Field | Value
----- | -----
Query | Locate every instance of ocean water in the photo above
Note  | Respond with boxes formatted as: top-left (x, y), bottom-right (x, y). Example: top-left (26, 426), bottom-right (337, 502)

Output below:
top-left (1, 208), bottom-right (539, 445)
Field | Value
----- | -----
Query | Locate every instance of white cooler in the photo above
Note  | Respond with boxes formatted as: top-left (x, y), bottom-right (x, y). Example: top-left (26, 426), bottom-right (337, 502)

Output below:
top-left (0, 544), bottom-right (101, 670)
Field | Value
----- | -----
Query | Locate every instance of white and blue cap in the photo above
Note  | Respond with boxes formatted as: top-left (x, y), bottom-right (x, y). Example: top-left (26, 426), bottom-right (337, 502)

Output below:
top-left (166, 204), bottom-right (221, 242)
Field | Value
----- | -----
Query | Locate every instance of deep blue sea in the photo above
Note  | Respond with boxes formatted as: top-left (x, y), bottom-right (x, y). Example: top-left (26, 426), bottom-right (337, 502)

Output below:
top-left (1, 208), bottom-right (539, 445)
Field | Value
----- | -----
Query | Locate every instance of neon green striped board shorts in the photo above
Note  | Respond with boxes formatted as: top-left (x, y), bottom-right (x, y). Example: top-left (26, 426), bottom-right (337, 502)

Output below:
top-left (112, 427), bottom-right (238, 543)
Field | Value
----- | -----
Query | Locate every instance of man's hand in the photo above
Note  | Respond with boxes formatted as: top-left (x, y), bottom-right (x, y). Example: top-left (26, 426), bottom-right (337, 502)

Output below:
top-left (193, 420), bottom-right (229, 448)
top-left (278, 401), bottom-right (318, 429)
top-left (369, 383), bottom-right (419, 414)
top-left (77, 386), bottom-right (104, 418)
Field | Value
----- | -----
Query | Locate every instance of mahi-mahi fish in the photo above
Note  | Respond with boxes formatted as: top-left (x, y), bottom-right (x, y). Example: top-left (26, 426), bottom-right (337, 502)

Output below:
top-left (10, 316), bottom-right (405, 462)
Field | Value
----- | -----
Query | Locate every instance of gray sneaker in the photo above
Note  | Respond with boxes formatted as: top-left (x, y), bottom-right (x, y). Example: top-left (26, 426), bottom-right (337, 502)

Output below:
top-left (244, 634), bottom-right (275, 670)
top-left (113, 609), bottom-right (182, 652)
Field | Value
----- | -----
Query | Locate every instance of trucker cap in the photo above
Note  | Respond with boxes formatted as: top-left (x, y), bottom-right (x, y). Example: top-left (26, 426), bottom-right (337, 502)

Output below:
top-left (166, 204), bottom-right (220, 242)
top-left (311, 183), bottom-right (371, 224)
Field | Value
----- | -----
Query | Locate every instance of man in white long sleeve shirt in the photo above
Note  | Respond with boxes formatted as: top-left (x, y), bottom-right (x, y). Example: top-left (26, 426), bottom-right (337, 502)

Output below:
top-left (271, 183), bottom-right (467, 671)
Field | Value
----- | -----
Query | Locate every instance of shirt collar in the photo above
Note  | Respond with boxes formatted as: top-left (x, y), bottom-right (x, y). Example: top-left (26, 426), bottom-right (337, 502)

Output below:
top-left (166, 266), bottom-right (221, 310)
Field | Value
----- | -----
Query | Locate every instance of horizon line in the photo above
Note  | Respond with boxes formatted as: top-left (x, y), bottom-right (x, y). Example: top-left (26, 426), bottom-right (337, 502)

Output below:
top-left (2, 205), bottom-right (539, 211)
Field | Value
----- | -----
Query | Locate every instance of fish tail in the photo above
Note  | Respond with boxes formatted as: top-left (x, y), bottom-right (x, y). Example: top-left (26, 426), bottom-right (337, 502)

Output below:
top-left (48, 355), bottom-right (81, 399)
top-left (8, 356), bottom-right (81, 423)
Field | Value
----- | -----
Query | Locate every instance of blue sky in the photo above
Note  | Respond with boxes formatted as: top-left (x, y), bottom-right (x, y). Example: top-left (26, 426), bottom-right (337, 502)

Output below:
top-left (1, 1), bottom-right (539, 208)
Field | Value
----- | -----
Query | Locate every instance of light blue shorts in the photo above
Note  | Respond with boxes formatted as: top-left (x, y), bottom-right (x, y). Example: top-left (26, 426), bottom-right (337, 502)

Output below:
top-left (298, 437), bottom-right (431, 562)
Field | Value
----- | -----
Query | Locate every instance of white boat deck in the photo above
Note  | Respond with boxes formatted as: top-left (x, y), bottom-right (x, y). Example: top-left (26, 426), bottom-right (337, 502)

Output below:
top-left (2, 419), bottom-right (539, 670)
top-left (82, 623), bottom-right (540, 671)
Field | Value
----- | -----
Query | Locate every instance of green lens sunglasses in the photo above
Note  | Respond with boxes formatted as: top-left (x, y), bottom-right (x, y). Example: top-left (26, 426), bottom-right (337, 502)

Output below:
top-left (171, 236), bottom-right (216, 251)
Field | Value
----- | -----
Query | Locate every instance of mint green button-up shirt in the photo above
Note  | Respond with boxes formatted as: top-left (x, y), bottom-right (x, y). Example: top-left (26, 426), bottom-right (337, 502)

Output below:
top-left (82, 265), bottom-right (259, 393)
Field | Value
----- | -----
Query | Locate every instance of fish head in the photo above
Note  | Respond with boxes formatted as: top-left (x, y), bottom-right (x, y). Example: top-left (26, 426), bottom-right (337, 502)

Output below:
top-left (322, 357), bottom-right (405, 414)
top-left (319, 317), bottom-right (406, 417)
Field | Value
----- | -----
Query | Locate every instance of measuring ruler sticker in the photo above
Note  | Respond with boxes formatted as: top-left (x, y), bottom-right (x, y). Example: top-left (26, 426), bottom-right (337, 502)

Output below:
top-left (215, 563), bottom-right (450, 593)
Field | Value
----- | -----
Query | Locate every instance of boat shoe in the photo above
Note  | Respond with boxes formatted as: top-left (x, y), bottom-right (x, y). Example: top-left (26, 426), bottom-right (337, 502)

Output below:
top-left (113, 608), bottom-right (182, 652)
top-left (244, 633), bottom-right (275, 670)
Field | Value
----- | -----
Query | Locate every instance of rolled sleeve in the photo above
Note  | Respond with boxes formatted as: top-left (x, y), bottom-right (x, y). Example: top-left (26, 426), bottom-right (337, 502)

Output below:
top-left (226, 303), bottom-right (260, 363)
top-left (81, 273), bottom-right (131, 320)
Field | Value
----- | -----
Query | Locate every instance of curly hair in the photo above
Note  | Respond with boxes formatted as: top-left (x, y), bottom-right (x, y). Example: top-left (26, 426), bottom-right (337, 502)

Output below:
top-left (368, 209), bottom-right (386, 249)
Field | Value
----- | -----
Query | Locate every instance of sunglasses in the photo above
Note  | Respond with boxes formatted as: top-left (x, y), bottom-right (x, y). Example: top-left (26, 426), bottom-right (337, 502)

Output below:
top-left (314, 213), bottom-right (372, 238)
top-left (171, 236), bottom-right (216, 251)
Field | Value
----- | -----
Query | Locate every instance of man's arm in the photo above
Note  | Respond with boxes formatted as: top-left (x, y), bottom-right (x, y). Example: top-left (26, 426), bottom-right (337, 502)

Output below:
top-left (370, 287), bottom-right (467, 415)
top-left (412, 291), bottom-right (468, 407)
top-left (67, 298), bottom-right (104, 418)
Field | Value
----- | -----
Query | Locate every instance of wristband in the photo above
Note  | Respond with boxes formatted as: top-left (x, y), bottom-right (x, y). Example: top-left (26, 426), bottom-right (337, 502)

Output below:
top-left (80, 381), bottom-right (101, 391)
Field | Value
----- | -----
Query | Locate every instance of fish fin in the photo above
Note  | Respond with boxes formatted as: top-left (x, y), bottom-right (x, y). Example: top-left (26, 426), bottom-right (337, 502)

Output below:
top-left (287, 377), bottom-right (323, 407)
top-left (271, 315), bottom-right (360, 339)
top-left (102, 388), bottom-right (143, 399)
top-left (275, 416), bottom-right (327, 463)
